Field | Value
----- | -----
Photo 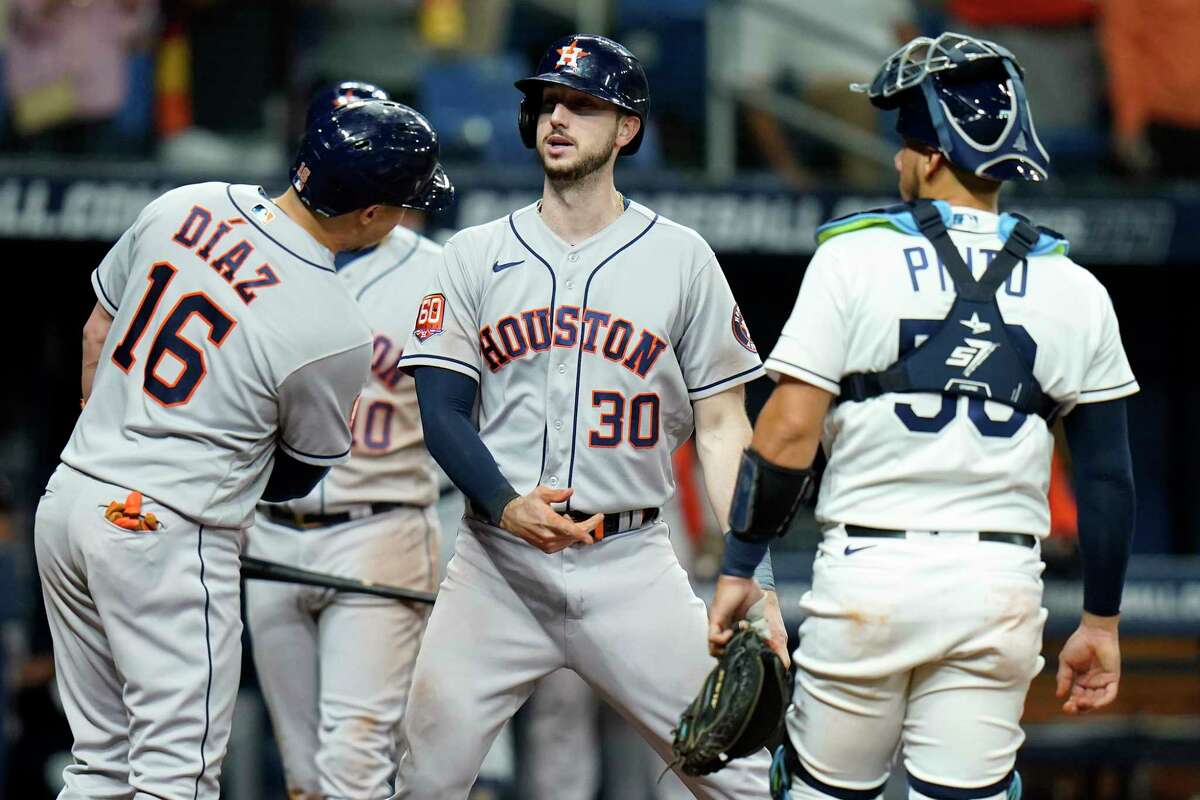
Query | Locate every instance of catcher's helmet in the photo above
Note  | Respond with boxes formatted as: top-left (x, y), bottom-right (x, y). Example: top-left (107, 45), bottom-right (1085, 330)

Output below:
top-left (290, 99), bottom-right (453, 217)
top-left (305, 80), bottom-right (389, 128)
top-left (515, 34), bottom-right (650, 156)
top-left (855, 32), bottom-right (1049, 182)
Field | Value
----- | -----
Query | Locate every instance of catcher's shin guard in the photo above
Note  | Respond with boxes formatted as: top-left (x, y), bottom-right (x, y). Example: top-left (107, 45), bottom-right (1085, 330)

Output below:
top-left (770, 744), bottom-right (792, 800)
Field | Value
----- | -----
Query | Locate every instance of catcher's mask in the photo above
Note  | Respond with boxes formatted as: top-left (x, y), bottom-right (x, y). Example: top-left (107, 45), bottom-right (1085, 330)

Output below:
top-left (853, 31), bottom-right (1050, 183)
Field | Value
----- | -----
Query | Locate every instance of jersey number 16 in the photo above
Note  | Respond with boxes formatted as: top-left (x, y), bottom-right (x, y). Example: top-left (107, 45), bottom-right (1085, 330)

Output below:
top-left (111, 262), bottom-right (237, 406)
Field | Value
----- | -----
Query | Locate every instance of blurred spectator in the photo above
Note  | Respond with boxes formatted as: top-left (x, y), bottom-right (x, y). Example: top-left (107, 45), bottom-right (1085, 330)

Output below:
top-left (5, 0), bottom-right (156, 155)
top-left (946, 0), bottom-right (1104, 173)
top-left (728, 0), bottom-right (917, 189)
top-left (1100, 0), bottom-right (1200, 179)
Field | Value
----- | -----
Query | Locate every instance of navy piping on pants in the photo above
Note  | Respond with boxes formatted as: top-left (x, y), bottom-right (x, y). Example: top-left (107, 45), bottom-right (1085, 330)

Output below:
top-left (193, 525), bottom-right (213, 800)
top-left (908, 771), bottom-right (1015, 799)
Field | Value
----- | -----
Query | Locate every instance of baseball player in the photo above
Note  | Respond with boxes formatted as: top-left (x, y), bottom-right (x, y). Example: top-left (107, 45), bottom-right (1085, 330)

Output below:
top-left (243, 82), bottom-right (454, 800)
top-left (391, 34), bottom-right (782, 799)
top-left (708, 33), bottom-right (1137, 800)
top-left (34, 100), bottom-right (448, 799)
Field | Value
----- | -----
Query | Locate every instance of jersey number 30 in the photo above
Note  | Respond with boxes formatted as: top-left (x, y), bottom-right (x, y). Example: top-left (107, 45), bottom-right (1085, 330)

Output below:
top-left (112, 262), bottom-right (237, 406)
top-left (895, 318), bottom-right (1036, 439)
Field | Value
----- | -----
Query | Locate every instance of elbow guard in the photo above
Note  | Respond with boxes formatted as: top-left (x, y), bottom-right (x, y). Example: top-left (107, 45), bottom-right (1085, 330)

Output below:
top-left (728, 448), bottom-right (816, 544)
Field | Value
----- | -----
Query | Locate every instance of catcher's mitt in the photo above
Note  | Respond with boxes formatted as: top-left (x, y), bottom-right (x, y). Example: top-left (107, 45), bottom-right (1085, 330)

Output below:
top-left (671, 625), bottom-right (789, 776)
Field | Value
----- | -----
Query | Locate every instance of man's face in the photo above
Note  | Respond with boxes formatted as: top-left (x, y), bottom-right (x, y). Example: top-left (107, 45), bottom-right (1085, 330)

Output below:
top-left (535, 84), bottom-right (624, 182)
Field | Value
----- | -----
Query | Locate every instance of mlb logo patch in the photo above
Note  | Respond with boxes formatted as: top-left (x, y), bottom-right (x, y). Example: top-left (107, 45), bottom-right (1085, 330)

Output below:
top-left (414, 293), bottom-right (447, 342)
top-left (293, 162), bottom-right (312, 192)
top-left (250, 203), bottom-right (275, 224)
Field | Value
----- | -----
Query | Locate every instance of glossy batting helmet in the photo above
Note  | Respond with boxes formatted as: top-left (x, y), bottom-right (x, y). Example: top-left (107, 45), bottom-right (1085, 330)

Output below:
top-left (855, 32), bottom-right (1050, 182)
top-left (290, 99), bottom-right (454, 217)
top-left (305, 80), bottom-right (389, 128)
top-left (515, 34), bottom-right (650, 156)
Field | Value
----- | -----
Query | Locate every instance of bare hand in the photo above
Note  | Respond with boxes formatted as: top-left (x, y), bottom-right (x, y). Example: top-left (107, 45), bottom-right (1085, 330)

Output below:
top-left (499, 486), bottom-right (602, 554)
top-left (707, 574), bottom-right (765, 654)
top-left (756, 591), bottom-right (791, 668)
top-left (1056, 612), bottom-right (1121, 714)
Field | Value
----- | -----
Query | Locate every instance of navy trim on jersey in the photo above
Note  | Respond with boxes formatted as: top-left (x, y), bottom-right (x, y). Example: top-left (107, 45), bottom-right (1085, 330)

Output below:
top-left (398, 353), bottom-right (482, 379)
top-left (687, 364), bottom-right (765, 395)
top-left (509, 211), bottom-right (558, 481)
top-left (908, 771), bottom-right (1014, 799)
top-left (193, 525), bottom-right (213, 800)
top-left (226, 186), bottom-right (335, 273)
top-left (354, 234), bottom-right (422, 300)
top-left (565, 214), bottom-right (660, 503)
top-left (279, 438), bottom-right (351, 462)
top-left (94, 271), bottom-right (119, 313)
top-left (1081, 379), bottom-right (1138, 396)
top-left (334, 242), bottom-right (379, 272)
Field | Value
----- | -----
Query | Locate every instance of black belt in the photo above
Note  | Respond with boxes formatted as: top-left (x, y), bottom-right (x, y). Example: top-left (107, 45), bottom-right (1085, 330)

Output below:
top-left (263, 502), bottom-right (414, 531)
top-left (567, 507), bottom-right (659, 537)
top-left (845, 524), bottom-right (1036, 549)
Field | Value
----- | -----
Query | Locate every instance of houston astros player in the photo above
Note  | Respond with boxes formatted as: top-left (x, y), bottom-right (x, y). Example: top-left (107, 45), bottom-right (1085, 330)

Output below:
top-left (243, 84), bottom-right (453, 800)
top-left (34, 100), bottom-right (448, 799)
top-left (708, 34), bottom-right (1138, 800)
top-left (391, 34), bottom-right (782, 799)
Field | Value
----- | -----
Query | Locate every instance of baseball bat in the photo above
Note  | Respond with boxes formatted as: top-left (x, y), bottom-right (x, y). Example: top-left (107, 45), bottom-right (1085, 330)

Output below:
top-left (239, 555), bottom-right (437, 605)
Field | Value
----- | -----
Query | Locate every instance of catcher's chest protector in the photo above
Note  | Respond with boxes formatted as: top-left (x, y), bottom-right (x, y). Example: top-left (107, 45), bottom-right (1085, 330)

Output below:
top-left (837, 200), bottom-right (1058, 420)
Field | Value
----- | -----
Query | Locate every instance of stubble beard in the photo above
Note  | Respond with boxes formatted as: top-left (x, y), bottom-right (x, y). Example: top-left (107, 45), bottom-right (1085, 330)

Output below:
top-left (541, 126), bottom-right (618, 186)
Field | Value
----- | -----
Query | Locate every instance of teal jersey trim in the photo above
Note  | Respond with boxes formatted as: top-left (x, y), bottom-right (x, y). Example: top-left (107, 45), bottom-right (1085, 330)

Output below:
top-left (815, 200), bottom-right (1069, 256)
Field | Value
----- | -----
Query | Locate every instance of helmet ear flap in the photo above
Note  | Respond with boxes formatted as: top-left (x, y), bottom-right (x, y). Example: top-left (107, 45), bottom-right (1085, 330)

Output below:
top-left (518, 94), bottom-right (538, 149)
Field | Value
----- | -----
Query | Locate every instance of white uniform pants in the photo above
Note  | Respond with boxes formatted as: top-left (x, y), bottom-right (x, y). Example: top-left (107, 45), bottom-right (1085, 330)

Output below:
top-left (244, 505), bottom-right (439, 799)
top-left (391, 518), bottom-right (771, 800)
top-left (35, 464), bottom-right (243, 800)
top-left (786, 530), bottom-right (1047, 800)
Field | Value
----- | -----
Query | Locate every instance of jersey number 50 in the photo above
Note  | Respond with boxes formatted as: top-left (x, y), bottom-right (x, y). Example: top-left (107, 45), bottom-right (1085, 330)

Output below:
top-left (894, 318), bottom-right (1036, 438)
top-left (111, 262), bottom-right (237, 406)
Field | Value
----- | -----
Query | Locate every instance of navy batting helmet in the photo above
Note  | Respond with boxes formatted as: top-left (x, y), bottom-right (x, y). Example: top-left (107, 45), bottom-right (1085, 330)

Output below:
top-left (290, 100), bottom-right (454, 217)
top-left (305, 80), bottom-right (389, 128)
top-left (515, 34), bottom-right (650, 156)
top-left (855, 32), bottom-right (1049, 182)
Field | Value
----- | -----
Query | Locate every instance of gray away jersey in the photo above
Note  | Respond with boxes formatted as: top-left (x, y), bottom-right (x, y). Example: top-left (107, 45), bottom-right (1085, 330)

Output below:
top-left (399, 200), bottom-right (763, 514)
top-left (270, 226), bottom-right (442, 514)
top-left (63, 182), bottom-right (373, 529)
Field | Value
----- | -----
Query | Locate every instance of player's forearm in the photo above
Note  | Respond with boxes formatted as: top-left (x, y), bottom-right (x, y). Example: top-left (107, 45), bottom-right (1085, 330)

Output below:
top-left (81, 302), bottom-right (114, 403)
top-left (413, 366), bottom-right (518, 524)
top-left (1063, 398), bottom-right (1135, 618)
top-left (693, 385), bottom-right (753, 527)
top-left (750, 377), bottom-right (832, 469)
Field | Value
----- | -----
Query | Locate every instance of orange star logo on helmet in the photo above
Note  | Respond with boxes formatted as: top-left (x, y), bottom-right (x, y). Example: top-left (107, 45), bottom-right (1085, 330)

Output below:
top-left (555, 40), bottom-right (590, 69)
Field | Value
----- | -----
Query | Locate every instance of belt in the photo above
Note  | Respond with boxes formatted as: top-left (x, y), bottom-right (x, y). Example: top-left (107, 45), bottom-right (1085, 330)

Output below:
top-left (567, 507), bottom-right (659, 537)
top-left (844, 524), bottom-right (1036, 549)
top-left (263, 502), bottom-right (414, 531)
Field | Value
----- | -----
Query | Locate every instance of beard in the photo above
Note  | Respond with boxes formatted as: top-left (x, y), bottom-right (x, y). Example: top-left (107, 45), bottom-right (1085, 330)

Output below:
top-left (540, 124), bottom-right (618, 183)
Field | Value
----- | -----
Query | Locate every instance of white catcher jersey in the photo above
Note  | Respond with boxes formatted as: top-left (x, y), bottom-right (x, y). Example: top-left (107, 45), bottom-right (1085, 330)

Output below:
top-left (271, 226), bottom-right (442, 514)
top-left (62, 183), bottom-right (372, 529)
top-left (766, 206), bottom-right (1137, 536)
top-left (399, 200), bottom-right (764, 513)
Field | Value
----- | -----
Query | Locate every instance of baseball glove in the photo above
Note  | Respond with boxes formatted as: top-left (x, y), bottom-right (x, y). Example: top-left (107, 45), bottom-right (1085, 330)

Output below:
top-left (671, 624), bottom-right (789, 776)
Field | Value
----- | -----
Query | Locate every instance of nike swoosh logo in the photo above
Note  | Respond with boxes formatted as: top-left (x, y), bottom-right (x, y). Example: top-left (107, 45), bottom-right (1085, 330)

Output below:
top-left (492, 259), bottom-right (525, 273)
top-left (843, 545), bottom-right (877, 556)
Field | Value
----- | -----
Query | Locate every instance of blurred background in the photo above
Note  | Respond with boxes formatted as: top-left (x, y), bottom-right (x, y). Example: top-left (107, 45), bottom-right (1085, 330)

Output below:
top-left (0, 0), bottom-right (1197, 798)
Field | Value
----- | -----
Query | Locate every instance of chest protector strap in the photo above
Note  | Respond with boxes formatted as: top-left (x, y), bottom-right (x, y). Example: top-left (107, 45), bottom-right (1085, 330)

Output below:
top-left (838, 200), bottom-right (1058, 419)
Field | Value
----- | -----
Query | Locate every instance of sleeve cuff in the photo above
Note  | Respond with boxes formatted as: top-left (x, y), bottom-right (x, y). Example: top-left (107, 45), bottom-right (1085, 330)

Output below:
top-left (763, 357), bottom-right (841, 394)
top-left (398, 353), bottom-right (481, 381)
top-left (720, 532), bottom-right (770, 578)
top-left (1076, 379), bottom-right (1139, 404)
top-left (92, 269), bottom-right (119, 316)
top-left (278, 438), bottom-right (351, 466)
top-left (687, 364), bottom-right (765, 400)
